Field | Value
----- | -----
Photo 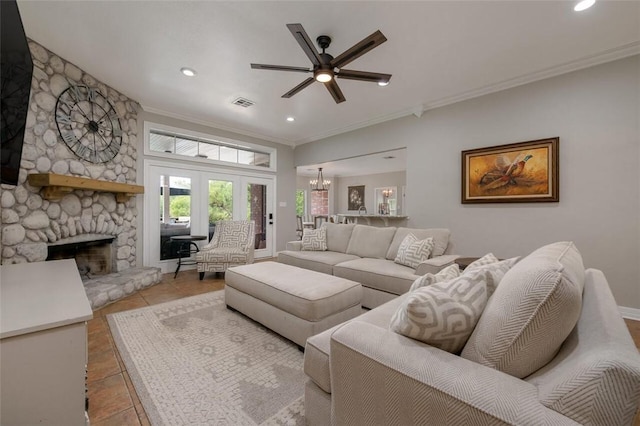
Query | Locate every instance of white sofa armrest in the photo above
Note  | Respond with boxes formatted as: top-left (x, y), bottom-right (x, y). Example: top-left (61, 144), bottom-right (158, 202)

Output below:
top-left (329, 321), bottom-right (578, 426)
top-left (414, 254), bottom-right (460, 275)
top-left (285, 240), bottom-right (303, 251)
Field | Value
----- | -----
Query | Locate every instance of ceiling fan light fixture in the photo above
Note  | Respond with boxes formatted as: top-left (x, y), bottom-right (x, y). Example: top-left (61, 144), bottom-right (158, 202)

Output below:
top-left (314, 69), bottom-right (333, 83)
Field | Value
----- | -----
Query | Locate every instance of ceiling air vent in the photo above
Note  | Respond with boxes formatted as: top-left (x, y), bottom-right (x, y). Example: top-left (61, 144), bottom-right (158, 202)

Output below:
top-left (232, 97), bottom-right (255, 108)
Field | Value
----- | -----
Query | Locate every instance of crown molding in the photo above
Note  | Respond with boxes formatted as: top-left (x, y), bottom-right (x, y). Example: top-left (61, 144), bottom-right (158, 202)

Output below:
top-left (421, 41), bottom-right (640, 112)
top-left (139, 105), bottom-right (296, 147)
top-left (294, 41), bottom-right (640, 146)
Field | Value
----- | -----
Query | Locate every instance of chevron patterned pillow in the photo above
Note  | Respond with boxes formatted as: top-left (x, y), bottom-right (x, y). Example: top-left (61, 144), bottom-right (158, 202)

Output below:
top-left (301, 227), bottom-right (327, 251)
top-left (394, 234), bottom-right (435, 269)
top-left (409, 263), bottom-right (461, 291)
top-left (461, 241), bottom-right (584, 378)
top-left (390, 268), bottom-right (490, 353)
top-left (462, 256), bottom-right (520, 297)
top-left (465, 253), bottom-right (501, 270)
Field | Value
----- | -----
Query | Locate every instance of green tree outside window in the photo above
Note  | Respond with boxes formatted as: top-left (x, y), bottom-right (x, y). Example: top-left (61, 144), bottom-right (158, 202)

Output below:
top-left (296, 190), bottom-right (305, 216)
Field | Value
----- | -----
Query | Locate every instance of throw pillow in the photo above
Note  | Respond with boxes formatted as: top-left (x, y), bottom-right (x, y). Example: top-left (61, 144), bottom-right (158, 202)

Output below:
top-left (394, 234), bottom-right (435, 269)
top-left (462, 256), bottom-right (519, 297)
top-left (409, 263), bottom-right (461, 291)
top-left (461, 241), bottom-right (584, 378)
top-left (465, 253), bottom-right (501, 271)
top-left (301, 227), bottom-right (327, 251)
top-left (390, 267), bottom-right (490, 353)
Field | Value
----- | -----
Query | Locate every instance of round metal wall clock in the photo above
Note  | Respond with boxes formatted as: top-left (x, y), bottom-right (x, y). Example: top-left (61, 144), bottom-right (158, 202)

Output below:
top-left (55, 84), bottom-right (123, 163)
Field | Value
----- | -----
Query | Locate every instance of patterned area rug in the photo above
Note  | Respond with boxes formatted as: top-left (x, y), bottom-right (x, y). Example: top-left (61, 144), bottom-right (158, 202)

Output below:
top-left (108, 291), bottom-right (305, 425)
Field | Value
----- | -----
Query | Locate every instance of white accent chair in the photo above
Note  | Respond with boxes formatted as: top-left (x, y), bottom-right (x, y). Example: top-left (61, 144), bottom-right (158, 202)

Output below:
top-left (196, 220), bottom-right (255, 280)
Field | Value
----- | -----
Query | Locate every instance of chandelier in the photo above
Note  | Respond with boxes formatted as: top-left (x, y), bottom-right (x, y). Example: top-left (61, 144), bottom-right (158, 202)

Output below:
top-left (310, 167), bottom-right (331, 192)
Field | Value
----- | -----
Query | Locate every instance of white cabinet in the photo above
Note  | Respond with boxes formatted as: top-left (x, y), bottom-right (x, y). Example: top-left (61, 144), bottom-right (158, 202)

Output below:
top-left (1, 259), bottom-right (93, 425)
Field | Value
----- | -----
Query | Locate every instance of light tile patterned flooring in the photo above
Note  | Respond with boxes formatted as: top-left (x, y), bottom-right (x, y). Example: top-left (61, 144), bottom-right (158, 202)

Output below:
top-left (88, 268), bottom-right (640, 425)
top-left (88, 269), bottom-right (225, 425)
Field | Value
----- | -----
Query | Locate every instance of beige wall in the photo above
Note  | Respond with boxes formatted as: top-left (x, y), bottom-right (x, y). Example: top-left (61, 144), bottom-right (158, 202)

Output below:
top-left (335, 171), bottom-right (406, 214)
top-left (295, 55), bottom-right (640, 310)
top-left (296, 171), bottom-right (406, 216)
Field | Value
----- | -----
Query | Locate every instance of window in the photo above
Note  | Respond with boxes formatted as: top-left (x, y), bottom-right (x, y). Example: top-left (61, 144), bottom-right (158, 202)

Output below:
top-left (310, 190), bottom-right (329, 216)
top-left (145, 122), bottom-right (275, 171)
top-left (296, 190), bottom-right (306, 216)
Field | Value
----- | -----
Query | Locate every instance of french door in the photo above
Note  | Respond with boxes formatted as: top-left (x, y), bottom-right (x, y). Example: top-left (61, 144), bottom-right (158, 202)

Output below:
top-left (144, 161), bottom-right (275, 272)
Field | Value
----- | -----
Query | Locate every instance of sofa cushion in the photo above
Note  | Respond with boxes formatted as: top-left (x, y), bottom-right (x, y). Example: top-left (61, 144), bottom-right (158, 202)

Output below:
top-left (321, 222), bottom-right (356, 253)
top-left (390, 267), bottom-right (491, 353)
top-left (386, 228), bottom-right (450, 260)
top-left (304, 295), bottom-right (408, 393)
top-left (461, 241), bottom-right (585, 378)
top-left (334, 258), bottom-right (419, 296)
top-left (302, 227), bottom-right (327, 251)
top-left (278, 250), bottom-right (360, 275)
top-left (346, 225), bottom-right (397, 259)
top-left (409, 263), bottom-right (460, 291)
top-left (394, 234), bottom-right (434, 268)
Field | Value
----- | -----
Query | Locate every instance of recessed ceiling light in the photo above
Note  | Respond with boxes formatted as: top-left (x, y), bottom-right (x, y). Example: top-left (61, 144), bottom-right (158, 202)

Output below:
top-left (180, 67), bottom-right (196, 77)
top-left (574, 0), bottom-right (595, 11)
top-left (286, 117), bottom-right (295, 122)
top-left (378, 81), bottom-right (389, 87)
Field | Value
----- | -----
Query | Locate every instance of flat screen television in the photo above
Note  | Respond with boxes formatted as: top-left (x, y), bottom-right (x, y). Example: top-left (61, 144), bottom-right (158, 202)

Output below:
top-left (1, 0), bottom-right (34, 186)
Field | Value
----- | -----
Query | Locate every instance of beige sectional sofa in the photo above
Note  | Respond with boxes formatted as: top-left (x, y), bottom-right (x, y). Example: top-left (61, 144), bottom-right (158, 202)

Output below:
top-left (303, 242), bottom-right (640, 425)
top-left (278, 223), bottom-right (458, 309)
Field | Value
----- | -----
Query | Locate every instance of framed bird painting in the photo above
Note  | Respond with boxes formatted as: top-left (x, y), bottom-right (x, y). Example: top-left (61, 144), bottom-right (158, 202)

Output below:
top-left (461, 137), bottom-right (559, 203)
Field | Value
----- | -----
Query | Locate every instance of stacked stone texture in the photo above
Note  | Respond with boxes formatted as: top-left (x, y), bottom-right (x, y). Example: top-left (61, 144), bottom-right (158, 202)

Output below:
top-left (84, 267), bottom-right (162, 309)
top-left (1, 40), bottom-right (140, 271)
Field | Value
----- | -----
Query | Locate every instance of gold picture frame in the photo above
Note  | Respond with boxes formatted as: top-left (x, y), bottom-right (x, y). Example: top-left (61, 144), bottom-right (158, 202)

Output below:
top-left (461, 137), bottom-right (559, 203)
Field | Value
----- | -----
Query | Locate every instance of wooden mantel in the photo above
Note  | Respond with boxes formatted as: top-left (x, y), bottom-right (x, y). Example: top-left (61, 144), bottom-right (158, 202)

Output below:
top-left (28, 173), bottom-right (144, 202)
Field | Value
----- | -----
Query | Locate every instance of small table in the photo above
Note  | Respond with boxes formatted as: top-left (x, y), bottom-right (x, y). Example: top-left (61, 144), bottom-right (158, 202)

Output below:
top-left (170, 235), bottom-right (207, 278)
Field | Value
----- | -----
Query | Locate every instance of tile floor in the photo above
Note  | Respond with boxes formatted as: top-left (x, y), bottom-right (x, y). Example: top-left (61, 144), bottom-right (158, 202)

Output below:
top-left (88, 269), bottom-right (640, 425)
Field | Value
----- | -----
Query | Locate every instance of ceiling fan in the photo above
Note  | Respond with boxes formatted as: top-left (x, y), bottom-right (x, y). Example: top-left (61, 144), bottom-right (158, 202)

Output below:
top-left (251, 23), bottom-right (391, 104)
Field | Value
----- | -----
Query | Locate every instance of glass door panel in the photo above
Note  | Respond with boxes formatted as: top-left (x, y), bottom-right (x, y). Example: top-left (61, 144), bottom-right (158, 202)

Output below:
top-left (159, 175), bottom-right (192, 260)
top-left (247, 182), bottom-right (267, 250)
top-left (208, 179), bottom-right (233, 241)
top-left (242, 177), bottom-right (273, 258)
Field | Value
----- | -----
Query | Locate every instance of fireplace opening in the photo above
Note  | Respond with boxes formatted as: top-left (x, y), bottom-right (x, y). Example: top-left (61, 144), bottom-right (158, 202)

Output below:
top-left (47, 236), bottom-right (115, 280)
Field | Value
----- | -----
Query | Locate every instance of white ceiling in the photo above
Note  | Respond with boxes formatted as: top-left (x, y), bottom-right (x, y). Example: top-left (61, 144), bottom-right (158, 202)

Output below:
top-left (18, 1), bottom-right (640, 147)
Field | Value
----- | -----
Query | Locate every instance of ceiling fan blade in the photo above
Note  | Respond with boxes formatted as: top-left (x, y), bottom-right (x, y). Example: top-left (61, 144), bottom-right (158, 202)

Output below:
top-left (282, 77), bottom-right (315, 98)
top-left (337, 69), bottom-right (391, 84)
top-left (330, 30), bottom-right (387, 69)
top-left (251, 63), bottom-right (311, 73)
top-left (287, 23), bottom-right (322, 67)
top-left (325, 79), bottom-right (346, 104)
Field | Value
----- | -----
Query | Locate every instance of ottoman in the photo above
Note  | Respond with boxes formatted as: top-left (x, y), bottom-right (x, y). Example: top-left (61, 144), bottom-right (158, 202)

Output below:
top-left (225, 262), bottom-right (362, 348)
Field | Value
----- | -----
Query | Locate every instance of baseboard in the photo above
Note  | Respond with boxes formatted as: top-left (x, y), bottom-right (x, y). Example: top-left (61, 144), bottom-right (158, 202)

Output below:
top-left (619, 306), bottom-right (640, 321)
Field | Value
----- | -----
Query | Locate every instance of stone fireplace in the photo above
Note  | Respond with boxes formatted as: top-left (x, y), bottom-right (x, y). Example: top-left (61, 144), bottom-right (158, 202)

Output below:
top-left (0, 39), bottom-right (140, 271)
top-left (47, 235), bottom-right (115, 280)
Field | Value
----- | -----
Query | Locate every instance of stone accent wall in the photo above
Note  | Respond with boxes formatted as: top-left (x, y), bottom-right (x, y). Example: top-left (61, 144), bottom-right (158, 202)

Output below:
top-left (0, 40), bottom-right (140, 271)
